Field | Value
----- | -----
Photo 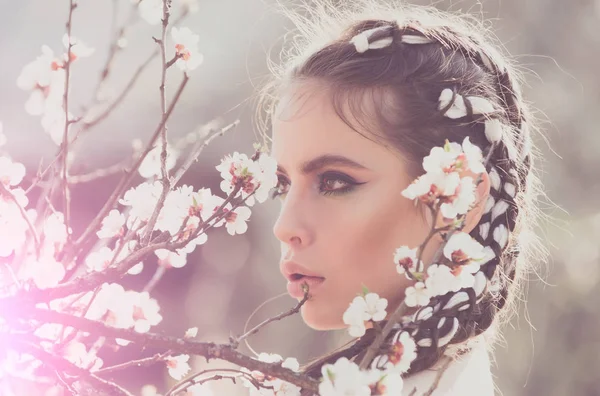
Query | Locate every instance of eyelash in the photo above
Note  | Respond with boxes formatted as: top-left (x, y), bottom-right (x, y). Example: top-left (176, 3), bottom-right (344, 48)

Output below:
top-left (270, 172), bottom-right (361, 199)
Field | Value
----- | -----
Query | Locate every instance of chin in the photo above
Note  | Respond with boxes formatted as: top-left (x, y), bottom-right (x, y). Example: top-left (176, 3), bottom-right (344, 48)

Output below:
top-left (300, 300), bottom-right (345, 331)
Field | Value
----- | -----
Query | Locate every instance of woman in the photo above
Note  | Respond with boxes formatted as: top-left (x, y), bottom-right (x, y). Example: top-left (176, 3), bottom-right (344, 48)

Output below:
top-left (257, 1), bottom-right (545, 394)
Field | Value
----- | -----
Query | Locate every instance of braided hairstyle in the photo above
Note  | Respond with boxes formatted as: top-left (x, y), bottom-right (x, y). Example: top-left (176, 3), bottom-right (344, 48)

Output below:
top-left (257, 0), bottom-right (546, 382)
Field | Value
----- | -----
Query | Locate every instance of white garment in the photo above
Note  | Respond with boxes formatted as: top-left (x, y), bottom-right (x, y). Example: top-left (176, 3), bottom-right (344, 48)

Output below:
top-left (401, 336), bottom-right (495, 395)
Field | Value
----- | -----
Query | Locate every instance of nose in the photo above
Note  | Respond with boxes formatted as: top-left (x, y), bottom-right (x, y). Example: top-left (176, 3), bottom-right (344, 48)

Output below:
top-left (272, 191), bottom-right (313, 249)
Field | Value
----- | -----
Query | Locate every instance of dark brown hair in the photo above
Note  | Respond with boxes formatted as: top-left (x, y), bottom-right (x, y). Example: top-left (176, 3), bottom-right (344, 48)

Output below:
top-left (256, 0), bottom-right (547, 384)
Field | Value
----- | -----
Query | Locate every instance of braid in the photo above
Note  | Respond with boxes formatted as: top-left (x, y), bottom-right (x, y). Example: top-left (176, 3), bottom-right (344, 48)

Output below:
top-left (344, 20), bottom-right (534, 375)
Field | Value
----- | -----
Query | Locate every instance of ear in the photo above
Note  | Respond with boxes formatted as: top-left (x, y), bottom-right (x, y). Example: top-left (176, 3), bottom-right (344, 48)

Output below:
top-left (460, 170), bottom-right (491, 235)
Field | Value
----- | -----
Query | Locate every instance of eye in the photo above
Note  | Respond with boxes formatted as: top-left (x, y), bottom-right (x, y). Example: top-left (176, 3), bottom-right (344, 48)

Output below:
top-left (318, 172), bottom-right (356, 196)
top-left (270, 172), bottom-right (365, 200)
top-left (270, 174), bottom-right (290, 199)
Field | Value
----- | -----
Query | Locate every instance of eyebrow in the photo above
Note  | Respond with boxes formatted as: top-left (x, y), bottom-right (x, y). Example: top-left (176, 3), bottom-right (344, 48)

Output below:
top-left (277, 154), bottom-right (369, 175)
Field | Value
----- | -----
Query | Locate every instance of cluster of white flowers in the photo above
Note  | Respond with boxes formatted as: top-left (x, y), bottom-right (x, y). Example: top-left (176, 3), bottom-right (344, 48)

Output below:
top-left (318, 357), bottom-right (404, 396)
top-left (16, 35), bottom-right (93, 145)
top-left (216, 151), bottom-right (278, 207)
top-left (401, 137), bottom-right (484, 220)
top-left (396, 231), bottom-right (489, 308)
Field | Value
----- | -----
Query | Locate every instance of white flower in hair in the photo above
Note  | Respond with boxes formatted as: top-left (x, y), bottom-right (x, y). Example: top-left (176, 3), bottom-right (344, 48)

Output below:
top-left (401, 170), bottom-right (461, 202)
top-left (171, 27), bottom-right (203, 72)
top-left (438, 88), bottom-right (467, 119)
top-left (422, 144), bottom-right (460, 174)
top-left (363, 292), bottom-right (388, 321)
top-left (404, 281), bottom-right (431, 307)
top-left (424, 264), bottom-right (463, 296)
top-left (461, 137), bottom-right (486, 174)
top-left (443, 232), bottom-right (486, 266)
top-left (438, 89), bottom-right (496, 119)
top-left (374, 330), bottom-right (417, 375)
top-left (318, 358), bottom-right (371, 396)
top-left (393, 246), bottom-right (421, 276)
top-left (400, 34), bottom-right (434, 44)
top-left (349, 26), bottom-right (393, 54)
top-left (440, 176), bottom-right (476, 219)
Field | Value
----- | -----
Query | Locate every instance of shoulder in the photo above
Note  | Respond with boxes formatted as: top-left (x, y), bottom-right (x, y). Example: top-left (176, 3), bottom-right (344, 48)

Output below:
top-left (401, 335), bottom-right (495, 396)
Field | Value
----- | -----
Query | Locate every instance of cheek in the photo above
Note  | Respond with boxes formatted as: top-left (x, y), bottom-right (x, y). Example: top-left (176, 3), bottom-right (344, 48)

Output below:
top-left (328, 191), bottom-right (431, 301)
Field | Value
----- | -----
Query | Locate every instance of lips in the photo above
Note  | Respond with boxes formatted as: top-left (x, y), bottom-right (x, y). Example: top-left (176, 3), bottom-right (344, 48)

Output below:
top-left (280, 261), bottom-right (325, 299)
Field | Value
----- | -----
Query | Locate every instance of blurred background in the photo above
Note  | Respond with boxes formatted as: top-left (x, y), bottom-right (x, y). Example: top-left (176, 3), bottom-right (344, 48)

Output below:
top-left (0, 0), bottom-right (597, 395)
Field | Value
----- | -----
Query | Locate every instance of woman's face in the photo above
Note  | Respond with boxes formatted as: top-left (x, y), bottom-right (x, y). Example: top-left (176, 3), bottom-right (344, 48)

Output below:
top-left (271, 82), bottom-right (440, 331)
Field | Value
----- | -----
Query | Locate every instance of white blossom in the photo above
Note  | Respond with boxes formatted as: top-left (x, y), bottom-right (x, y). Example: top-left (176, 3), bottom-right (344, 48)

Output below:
top-left (86, 246), bottom-right (114, 272)
top-left (461, 137), bottom-right (485, 174)
top-left (243, 353), bottom-right (301, 396)
top-left (171, 27), bottom-right (203, 71)
top-left (393, 246), bottom-right (421, 277)
top-left (138, 143), bottom-right (179, 179)
top-left (342, 293), bottom-right (387, 337)
top-left (216, 152), bottom-right (278, 207)
top-left (128, 291), bottom-right (163, 333)
top-left (440, 176), bottom-right (476, 219)
top-left (401, 171), bottom-right (460, 202)
top-left (202, 195), bottom-right (252, 236)
top-left (318, 357), bottom-right (371, 396)
top-left (155, 248), bottom-right (188, 269)
top-left (62, 34), bottom-right (95, 60)
top-left (184, 327), bottom-right (198, 338)
top-left (368, 370), bottom-right (404, 395)
top-left (425, 264), bottom-right (464, 297)
top-left (119, 181), bottom-right (162, 224)
top-left (155, 185), bottom-right (194, 235)
top-left (383, 331), bottom-right (417, 374)
top-left (443, 232), bottom-right (486, 266)
top-left (166, 354), bottom-right (191, 380)
top-left (404, 282), bottom-right (431, 307)
top-left (96, 209), bottom-right (125, 239)
top-left (0, 157), bottom-right (26, 187)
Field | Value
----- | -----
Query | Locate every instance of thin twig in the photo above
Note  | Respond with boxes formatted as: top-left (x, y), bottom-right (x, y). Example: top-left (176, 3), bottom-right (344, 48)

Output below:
top-left (86, 0), bottom-right (140, 108)
top-left (140, 0), bottom-right (173, 247)
top-left (421, 355), bottom-right (453, 396)
top-left (81, 49), bottom-right (158, 131)
top-left (60, 0), bottom-right (77, 243)
top-left (171, 120), bottom-right (240, 186)
top-left (166, 368), bottom-right (258, 396)
top-left (94, 352), bottom-right (168, 376)
top-left (234, 288), bottom-right (309, 347)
